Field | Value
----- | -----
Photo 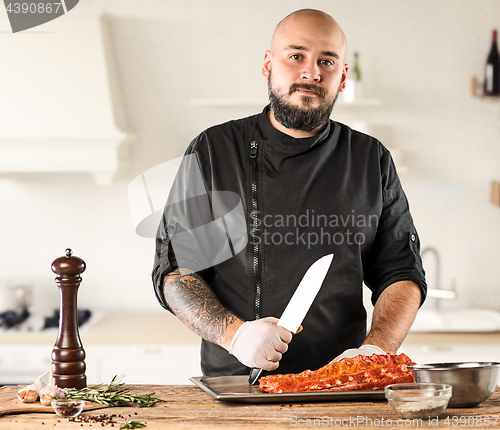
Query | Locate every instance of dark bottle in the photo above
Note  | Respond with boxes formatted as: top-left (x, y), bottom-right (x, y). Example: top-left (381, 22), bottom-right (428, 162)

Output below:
top-left (484, 29), bottom-right (500, 95)
top-left (352, 52), bottom-right (361, 82)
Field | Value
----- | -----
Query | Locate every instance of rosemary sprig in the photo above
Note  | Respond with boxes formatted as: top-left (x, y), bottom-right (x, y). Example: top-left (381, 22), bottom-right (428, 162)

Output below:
top-left (120, 417), bottom-right (146, 429)
top-left (62, 375), bottom-right (164, 407)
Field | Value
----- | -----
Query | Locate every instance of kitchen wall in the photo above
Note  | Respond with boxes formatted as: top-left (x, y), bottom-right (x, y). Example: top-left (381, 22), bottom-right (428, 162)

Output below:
top-left (1, 0), bottom-right (499, 316)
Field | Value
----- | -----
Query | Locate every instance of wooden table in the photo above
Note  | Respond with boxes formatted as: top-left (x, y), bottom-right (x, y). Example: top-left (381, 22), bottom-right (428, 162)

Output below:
top-left (2, 384), bottom-right (500, 429)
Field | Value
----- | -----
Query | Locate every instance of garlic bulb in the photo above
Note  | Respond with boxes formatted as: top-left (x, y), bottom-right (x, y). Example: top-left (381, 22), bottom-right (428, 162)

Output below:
top-left (39, 365), bottom-right (65, 406)
top-left (17, 370), bottom-right (50, 402)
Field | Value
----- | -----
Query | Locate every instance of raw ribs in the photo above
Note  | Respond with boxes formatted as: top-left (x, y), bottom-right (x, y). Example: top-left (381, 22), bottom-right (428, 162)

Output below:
top-left (259, 353), bottom-right (415, 393)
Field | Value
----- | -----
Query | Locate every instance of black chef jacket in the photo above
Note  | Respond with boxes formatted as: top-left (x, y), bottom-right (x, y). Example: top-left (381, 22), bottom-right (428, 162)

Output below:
top-left (153, 106), bottom-right (427, 376)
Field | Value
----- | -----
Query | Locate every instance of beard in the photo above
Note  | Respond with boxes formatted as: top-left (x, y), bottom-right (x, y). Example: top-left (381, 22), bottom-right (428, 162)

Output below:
top-left (268, 71), bottom-right (341, 133)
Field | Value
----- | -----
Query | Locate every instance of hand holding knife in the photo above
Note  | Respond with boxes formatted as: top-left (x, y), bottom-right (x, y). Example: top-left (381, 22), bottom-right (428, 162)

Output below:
top-left (229, 317), bottom-right (293, 371)
top-left (241, 253), bottom-right (334, 385)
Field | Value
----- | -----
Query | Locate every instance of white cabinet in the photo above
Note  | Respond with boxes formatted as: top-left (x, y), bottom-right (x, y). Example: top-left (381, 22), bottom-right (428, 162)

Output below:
top-left (86, 343), bottom-right (202, 385)
top-left (401, 342), bottom-right (500, 384)
top-left (0, 313), bottom-right (204, 386)
top-left (401, 342), bottom-right (500, 365)
top-left (0, 342), bottom-right (202, 386)
top-left (0, 344), bottom-right (52, 384)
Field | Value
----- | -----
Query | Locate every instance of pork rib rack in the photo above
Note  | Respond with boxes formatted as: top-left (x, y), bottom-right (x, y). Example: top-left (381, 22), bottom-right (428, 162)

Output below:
top-left (259, 353), bottom-right (415, 393)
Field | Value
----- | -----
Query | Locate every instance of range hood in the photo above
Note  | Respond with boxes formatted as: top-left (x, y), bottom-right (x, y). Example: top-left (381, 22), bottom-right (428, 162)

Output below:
top-left (0, 12), bottom-right (130, 185)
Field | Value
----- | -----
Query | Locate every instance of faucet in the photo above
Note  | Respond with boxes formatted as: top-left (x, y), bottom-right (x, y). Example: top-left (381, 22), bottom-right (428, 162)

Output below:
top-left (421, 247), bottom-right (456, 310)
top-left (421, 246), bottom-right (440, 290)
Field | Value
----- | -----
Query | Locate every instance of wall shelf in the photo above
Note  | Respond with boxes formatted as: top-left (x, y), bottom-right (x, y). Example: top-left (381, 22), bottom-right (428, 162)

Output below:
top-left (337, 99), bottom-right (381, 107)
top-left (471, 76), bottom-right (500, 99)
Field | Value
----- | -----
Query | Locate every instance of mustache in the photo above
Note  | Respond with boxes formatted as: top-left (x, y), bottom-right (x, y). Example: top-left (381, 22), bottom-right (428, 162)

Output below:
top-left (289, 83), bottom-right (327, 97)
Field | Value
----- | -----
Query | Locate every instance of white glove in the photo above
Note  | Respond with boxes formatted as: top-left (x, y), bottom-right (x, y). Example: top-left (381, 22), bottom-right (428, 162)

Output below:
top-left (333, 344), bottom-right (386, 362)
top-left (229, 317), bottom-right (293, 370)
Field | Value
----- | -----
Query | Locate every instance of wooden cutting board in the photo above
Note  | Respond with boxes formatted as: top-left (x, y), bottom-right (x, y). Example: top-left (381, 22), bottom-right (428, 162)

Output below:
top-left (0, 385), bottom-right (110, 416)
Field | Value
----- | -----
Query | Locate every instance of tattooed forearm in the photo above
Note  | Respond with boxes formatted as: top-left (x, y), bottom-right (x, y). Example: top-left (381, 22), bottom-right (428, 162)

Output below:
top-left (163, 268), bottom-right (242, 349)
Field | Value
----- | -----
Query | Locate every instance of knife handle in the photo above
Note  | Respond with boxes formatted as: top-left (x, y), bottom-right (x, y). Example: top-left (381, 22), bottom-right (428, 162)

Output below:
top-left (248, 367), bottom-right (263, 385)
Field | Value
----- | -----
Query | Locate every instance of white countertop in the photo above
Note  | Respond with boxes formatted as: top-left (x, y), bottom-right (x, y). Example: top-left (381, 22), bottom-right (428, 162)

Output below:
top-left (0, 312), bottom-right (201, 345)
top-left (405, 330), bottom-right (500, 344)
top-left (3, 311), bottom-right (500, 346)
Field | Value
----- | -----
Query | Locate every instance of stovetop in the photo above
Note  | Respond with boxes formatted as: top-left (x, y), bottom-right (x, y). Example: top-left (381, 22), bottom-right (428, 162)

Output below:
top-left (0, 308), bottom-right (30, 329)
top-left (0, 308), bottom-right (92, 331)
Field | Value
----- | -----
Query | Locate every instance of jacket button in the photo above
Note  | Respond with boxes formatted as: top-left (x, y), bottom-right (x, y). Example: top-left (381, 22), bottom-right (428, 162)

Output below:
top-left (410, 233), bottom-right (416, 242)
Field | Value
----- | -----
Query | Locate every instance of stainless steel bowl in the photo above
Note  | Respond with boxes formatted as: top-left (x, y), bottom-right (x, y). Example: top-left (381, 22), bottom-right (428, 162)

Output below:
top-left (409, 362), bottom-right (500, 407)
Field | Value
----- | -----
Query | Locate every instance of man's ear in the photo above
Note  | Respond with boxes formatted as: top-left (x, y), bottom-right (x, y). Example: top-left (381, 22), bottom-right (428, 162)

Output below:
top-left (339, 63), bottom-right (349, 92)
top-left (262, 50), bottom-right (272, 79)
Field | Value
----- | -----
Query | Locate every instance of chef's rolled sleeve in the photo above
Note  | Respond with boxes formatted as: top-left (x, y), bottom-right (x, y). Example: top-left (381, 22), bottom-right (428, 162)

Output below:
top-left (152, 214), bottom-right (178, 312)
top-left (152, 206), bottom-right (217, 312)
top-left (363, 147), bottom-right (427, 306)
top-left (152, 144), bottom-right (216, 312)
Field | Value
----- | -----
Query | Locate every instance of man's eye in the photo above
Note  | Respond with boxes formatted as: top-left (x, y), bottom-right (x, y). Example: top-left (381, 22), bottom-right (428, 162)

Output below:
top-left (290, 54), bottom-right (303, 61)
top-left (320, 59), bottom-right (334, 66)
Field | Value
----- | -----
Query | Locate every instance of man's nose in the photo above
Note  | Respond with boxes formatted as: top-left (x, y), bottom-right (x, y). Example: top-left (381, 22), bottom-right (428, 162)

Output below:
top-left (300, 61), bottom-right (321, 82)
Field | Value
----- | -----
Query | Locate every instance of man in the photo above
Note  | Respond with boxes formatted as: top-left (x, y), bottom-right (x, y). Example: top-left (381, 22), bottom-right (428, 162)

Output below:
top-left (153, 9), bottom-right (426, 377)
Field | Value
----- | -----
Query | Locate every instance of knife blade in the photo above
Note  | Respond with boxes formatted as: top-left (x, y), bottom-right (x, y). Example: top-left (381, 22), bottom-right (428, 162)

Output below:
top-left (248, 253), bottom-right (334, 385)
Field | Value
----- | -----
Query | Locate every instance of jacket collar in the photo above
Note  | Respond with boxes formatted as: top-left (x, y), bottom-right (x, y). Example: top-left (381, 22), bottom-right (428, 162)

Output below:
top-left (258, 105), bottom-right (332, 147)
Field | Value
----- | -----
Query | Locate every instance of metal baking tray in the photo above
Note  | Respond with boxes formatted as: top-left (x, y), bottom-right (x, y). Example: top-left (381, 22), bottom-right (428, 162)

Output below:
top-left (190, 375), bottom-right (386, 404)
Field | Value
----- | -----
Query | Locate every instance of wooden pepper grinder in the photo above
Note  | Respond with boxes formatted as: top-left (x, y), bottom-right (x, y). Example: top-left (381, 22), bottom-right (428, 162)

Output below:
top-left (51, 248), bottom-right (87, 389)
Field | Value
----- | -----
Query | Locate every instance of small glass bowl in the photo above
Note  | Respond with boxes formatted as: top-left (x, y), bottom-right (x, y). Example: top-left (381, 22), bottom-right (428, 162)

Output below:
top-left (51, 399), bottom-right (85, 418)
top-left (385, 383), bottom-right (452, 419)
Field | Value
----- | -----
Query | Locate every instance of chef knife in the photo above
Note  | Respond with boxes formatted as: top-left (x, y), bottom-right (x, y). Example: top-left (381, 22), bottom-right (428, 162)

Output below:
top-left (248, 253), bottom-right (334, 385)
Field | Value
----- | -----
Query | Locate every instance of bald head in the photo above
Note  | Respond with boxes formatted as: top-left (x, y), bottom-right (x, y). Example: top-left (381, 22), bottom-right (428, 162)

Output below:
top-left (271, 9), bottom-right (346, 60)
top-left (262, 9), bottom-right (349, 137)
